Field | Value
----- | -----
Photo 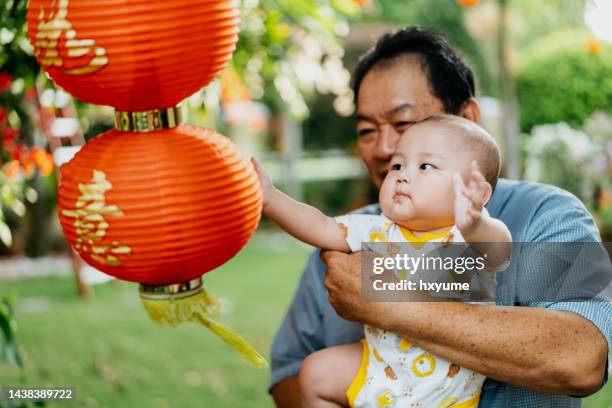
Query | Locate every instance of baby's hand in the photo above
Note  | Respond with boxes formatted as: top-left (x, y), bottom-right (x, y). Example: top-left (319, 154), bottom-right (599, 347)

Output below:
top-left (453, 161), bottom-right (487, 236)
top-left (251, 157), bottom-right (275, 208)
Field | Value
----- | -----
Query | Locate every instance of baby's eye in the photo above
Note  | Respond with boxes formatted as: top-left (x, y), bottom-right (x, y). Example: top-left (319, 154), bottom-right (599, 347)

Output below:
top-left (419, 163), bottom-right (435, 171)
top-left (391, 163), bottom-right (402, 171)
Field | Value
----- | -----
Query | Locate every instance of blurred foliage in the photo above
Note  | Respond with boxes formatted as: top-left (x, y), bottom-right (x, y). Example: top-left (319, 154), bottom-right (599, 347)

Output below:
top-left (0, 293), bottom-right (46, 408)
top-left (0, 0), bottom-right (39, 86)
top-left (0, 293), bottom-right (22, 370)
top-left (302, 176), bottom-right (370, 215)
top-left (516, 30), bottom-right (612, 132)
top-left (0, 0), bottom-right (56, 254)
top-left (524, 122), bottom-right (595, 198)
top-left (230, 0), bottom-right (361, 118)
top-left (523, 111), bottom-right (612, 236)
top-left (1, 293), bottom-right (24, 408)
top-left (370, 0), bottom-right (493, 95)
top-left (303, 93), bottom-right (357, 150)
top-left (507, 0), bottom-right (586, 50)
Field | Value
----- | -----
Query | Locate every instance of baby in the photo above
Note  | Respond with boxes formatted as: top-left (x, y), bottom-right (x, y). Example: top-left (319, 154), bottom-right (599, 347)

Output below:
top-left (254, 115), bottom-right (512, 408)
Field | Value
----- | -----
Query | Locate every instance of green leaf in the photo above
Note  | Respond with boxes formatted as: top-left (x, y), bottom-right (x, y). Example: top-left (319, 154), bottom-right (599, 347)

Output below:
top-left (331, 0), bottom-right (359, 16)
top-left (0, 222), bottom-right (12, 247)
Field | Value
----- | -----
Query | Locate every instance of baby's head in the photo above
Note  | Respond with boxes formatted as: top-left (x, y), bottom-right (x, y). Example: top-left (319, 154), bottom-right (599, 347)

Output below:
top-left (379, 115), bottom-right (500, 231)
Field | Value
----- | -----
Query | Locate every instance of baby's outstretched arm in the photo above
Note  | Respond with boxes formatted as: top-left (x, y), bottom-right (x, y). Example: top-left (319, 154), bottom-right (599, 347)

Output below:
top-left (252, 158), bottom-right (350, 252)
top-left (453, 161), bottom-right (512, 267)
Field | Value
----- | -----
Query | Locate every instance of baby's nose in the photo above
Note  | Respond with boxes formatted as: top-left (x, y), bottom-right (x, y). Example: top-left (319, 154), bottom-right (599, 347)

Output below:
top-left (396, 173), bottom-right (410, 184)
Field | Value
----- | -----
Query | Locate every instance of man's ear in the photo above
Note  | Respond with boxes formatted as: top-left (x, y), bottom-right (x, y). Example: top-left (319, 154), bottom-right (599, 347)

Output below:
top-left (482, 182), bottom-right (493, 206)
top-left (459, 98), bottom-right (480, 124)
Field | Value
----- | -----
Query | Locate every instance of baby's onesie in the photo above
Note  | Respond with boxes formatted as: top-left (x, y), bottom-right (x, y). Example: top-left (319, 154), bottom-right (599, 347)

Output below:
top-left (335, 212), bottom-right (500, 408)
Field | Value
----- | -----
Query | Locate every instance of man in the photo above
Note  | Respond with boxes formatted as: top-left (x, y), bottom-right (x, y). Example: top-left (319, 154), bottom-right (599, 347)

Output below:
top-left (269, 27), bottom-right (611, 407)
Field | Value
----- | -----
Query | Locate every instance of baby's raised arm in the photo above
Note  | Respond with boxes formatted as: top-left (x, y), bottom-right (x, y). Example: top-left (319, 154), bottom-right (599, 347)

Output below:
top-left (252, 158), bottom-right (350, 253)
top-left (453, 161), bottom-right (512, 267)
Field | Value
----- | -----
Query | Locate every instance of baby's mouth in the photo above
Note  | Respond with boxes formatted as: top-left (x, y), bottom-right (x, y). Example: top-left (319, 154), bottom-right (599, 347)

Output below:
top-left (393, 192), bottom-right (411, 202)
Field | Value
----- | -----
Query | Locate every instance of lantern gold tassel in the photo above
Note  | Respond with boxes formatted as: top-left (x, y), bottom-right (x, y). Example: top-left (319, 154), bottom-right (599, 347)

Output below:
top-left (139, 278), bottom-right (268, 368)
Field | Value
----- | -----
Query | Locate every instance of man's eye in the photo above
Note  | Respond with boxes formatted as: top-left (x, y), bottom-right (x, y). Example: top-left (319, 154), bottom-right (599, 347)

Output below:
top-left (394, 121), bottom-right (414, 131)
top-left (358, 128), bottom-right (375, 137)
top-left (391, 163), bottom-right (402, 171)
top-left (419, 163), bottom-right (435, 171)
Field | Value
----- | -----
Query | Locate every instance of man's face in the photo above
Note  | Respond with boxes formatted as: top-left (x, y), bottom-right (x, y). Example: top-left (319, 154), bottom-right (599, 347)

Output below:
top-left (356, 55), bottom-right (446, 188)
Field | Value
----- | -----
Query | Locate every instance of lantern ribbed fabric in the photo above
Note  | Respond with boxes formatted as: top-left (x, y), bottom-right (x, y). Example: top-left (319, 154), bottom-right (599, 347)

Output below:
top-left (27, 0), bottom-right (239, 110)
top-left (57, 125), bottom-right (262, 285)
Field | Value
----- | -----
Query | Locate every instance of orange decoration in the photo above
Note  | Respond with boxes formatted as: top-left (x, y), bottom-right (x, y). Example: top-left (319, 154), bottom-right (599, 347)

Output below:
top-left (457, 0), bottom-right (479, 7)
top-left (26, 0), bottom-right (239, 110)
top-left (30, 147), bottom-right (55, 176)
top-left (587, 37), bottom-right (602, 55)
top-left (220, 68), bottom-right (251, 104)
top-left (57, 124), bottom-right (262, 285)
top-left (354, 0), bottom-right (373, 8)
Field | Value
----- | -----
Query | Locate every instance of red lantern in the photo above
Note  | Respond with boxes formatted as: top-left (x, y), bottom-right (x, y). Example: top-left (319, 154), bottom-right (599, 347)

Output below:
top-left (27, 0), bottom-right (239, 110)
top-left (57, 123), bottom-right (262, 286)
top-left (27, 0), bottom-right (267, 367)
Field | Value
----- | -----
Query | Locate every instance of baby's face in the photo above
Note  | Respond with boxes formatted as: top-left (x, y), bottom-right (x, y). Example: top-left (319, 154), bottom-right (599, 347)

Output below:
top-left (379, 124), bottom-right (473, 231)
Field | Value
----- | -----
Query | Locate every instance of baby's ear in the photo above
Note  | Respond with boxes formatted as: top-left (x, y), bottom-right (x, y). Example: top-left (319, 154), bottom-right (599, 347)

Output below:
top-left (482, 182), bottom-right (493, 206)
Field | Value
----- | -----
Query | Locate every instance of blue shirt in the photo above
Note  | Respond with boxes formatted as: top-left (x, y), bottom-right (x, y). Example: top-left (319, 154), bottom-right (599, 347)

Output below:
top-left (269, 179), bottom-right (612, 407)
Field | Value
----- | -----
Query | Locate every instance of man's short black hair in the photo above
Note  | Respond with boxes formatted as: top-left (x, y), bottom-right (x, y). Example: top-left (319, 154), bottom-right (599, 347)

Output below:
top-left (353, 26), bottom-right (475, 115)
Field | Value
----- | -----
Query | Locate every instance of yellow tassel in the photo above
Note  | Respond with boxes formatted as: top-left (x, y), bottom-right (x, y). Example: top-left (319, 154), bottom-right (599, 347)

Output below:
top-left (140, 289), bottom-right (268, 368)
top-left (193, 311), bottom-right (268, 369)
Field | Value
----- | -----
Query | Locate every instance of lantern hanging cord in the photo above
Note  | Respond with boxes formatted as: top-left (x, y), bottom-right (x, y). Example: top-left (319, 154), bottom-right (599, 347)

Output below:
top-left (114, 105), bottom-right (183, 132)
top-left (139, 278), bottom-right (268, 368)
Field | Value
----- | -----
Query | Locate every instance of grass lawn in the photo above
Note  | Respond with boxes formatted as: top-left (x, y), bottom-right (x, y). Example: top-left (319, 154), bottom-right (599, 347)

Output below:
top-left (1, 234), bottom-right (610, 407)
top-left (0, 235), bottom-right (311, 408)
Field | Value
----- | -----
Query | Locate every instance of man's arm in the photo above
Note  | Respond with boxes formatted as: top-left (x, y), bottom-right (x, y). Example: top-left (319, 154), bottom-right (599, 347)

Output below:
top-left (322, 250), bottom-right (609, 396)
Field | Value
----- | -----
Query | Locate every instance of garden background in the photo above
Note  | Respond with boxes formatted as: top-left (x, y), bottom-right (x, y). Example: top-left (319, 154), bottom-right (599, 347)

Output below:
top-left (1, 0), bottom-right (611, 406)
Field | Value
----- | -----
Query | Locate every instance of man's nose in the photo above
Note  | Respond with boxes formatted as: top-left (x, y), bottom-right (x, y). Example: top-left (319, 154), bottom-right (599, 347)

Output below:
top-left (374, 126), bottom-right (399, 159)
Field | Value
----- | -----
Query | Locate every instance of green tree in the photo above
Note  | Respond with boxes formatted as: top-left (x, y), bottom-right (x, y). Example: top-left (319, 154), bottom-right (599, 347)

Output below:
top-left (516, 30), bottom-right (612, 131)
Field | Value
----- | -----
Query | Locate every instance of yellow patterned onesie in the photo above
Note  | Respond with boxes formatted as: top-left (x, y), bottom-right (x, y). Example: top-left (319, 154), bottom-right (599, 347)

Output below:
top-left (335, 212), bottom-right (499, 408)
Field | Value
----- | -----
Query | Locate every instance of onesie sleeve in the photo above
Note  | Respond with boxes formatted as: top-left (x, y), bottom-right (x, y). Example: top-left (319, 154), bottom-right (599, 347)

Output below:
top-left (334, 213), bottom-right (387, 252)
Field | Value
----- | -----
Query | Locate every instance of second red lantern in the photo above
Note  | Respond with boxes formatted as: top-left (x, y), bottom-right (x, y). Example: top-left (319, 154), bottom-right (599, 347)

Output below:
top-left (27, 0), bottom-right (239, 110)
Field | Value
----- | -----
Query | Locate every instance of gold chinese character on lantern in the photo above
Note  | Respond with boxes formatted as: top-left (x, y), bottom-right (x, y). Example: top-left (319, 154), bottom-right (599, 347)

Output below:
top-left (62, 170), bottom-right (131, 266)
top-left (34, 0), bottom-right (109, 75)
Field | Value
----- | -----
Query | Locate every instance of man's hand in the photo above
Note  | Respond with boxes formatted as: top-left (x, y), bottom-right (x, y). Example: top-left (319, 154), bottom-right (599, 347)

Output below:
top-left (320, 250), bottom-right (366, 322)
top-left (321, 250), bottom-right (391, 325)
top-left (453, 160), bottom-right (489, 236)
